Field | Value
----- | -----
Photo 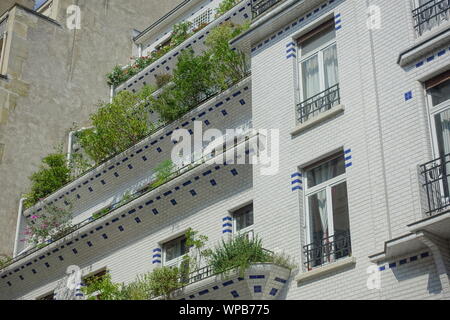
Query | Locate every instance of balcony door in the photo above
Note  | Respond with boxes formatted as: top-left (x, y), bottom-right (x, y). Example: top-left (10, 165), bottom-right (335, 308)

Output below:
top-left (426, 74), bottom-right (450, 206)
top-left (303, 153), bottom-right (351, 269)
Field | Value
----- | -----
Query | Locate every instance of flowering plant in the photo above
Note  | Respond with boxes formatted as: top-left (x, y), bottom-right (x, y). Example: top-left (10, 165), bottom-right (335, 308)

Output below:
top-left (22, 204), bottom-right (74, 246)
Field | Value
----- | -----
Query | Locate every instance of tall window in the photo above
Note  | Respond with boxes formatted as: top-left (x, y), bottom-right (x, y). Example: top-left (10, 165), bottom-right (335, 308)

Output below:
top-left (233, 203), bottom-right (254, 239)
top-left (426, 72), bottom-right (450, 159)
top-left (298, 20), bottom-right (339, 102)
top-left (163, 235), bottom-right (188, 266)
top-left (296, 20), bottom-right (340, 123)
top-left (303, 153), bottom-right (351, 269)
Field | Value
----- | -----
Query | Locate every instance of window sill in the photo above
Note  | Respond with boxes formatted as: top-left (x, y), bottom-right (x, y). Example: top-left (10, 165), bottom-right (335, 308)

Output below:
top-left (296, 256), bottom-right (356, 285)
top-left (290, 104), bottom-right (345, 136)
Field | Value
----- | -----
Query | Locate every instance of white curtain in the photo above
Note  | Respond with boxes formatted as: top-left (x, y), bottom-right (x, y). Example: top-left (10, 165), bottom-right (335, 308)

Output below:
top-left (323, 44), bottom-right (339, 89)
top-left (302, 54), bottom-right (320, 100)
top-left (316, 190), bottom-right (328, 239)
top-left (438, 109), bottom-right (450, 156)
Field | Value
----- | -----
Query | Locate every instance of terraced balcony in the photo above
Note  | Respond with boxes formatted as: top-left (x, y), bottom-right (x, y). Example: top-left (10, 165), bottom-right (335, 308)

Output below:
top-left (16, 76), bottom-right (252, 257)
top-left (0, 132), bottom-right (261, 298)
top-left (172, 263), bottom-right (291, 300)
top-left (114, 2), bottom-right (251, 94)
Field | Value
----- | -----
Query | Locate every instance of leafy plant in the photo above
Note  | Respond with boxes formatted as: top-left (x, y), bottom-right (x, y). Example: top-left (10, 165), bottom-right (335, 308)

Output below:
top-left (77, 89), bottom-right (156, 164)
top-left (147, 266), bottom-right (182, 300)
top-left (0, 254), bottom-right (12, 270)
top-left (215, 0), bottom-right (241, 18)
top-left (171, 21), bottom-right (193, 47)
top-left (22, 204), bottom-right (73, 245)
top-left (205, 22), bottom-right (250, 88)
top-left (155, 73), bottom-right (172, 89)
top-left (24, 153), bottom-right (71, 208)
top-left (150, 160), bottom-right (176, 189)
top-left (184, 228), bottom-right (209, 272)
top-left (82, 273), bottom-right (126, 300)
top-left (205, 236), bottom-right (272, 276)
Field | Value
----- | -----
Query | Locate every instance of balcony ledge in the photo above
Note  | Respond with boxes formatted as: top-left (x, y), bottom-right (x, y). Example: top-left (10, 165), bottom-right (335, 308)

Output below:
top-left (290, 104), bottom-right (344, 136)
top-left (398, 26), bottom-right (450, 67)
top-left (172, 263), bottom-right (291, 300)
top-left (295, 256), bottom-right (356, 285)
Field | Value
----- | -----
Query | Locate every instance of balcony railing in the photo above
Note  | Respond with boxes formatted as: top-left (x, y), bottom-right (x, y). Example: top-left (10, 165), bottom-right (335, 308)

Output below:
top-left (413, 0), bottom-right (450, 36)
top-left (296, 84), bottom-right (340, 124)
top-left (419, 153), bottom-right (450, 216)
top-left (251, 0), bottom-right (283, 19)
top-left (303, 230), bottom-right (351, 270)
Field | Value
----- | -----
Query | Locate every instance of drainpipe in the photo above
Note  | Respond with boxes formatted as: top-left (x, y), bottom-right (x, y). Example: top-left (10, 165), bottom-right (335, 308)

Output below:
top-left (13, 198), bottom-right (26, 258)
top-left (110, 85), bottom-right (114, 103)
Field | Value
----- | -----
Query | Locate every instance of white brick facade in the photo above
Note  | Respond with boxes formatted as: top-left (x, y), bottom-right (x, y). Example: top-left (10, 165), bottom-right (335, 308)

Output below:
top-left (1, 0), bottom-right (450, 300)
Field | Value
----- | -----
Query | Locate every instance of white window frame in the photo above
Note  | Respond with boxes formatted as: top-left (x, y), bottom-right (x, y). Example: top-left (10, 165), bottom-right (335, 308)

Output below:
top-left (163, 235), bottom-right (188, 268)
top-left (232, 204), bottom-right (254, 239)
top-left (303, 156), bottom-right (347, 247)
top-left (425, 80), bottom-right (450, 159)
top-left (297, 32), bottom-right (337, 103)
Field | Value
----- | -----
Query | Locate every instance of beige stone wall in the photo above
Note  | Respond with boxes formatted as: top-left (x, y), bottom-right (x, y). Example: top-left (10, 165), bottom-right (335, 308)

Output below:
top-left (0, 0), bottom-right (183, 257)
top-left (0, 0), bottom-right (34, 16)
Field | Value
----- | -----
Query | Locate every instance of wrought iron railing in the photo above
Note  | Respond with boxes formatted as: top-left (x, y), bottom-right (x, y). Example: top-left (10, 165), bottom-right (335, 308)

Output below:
top-left (296, 84), bottom-right (340, 124)
top-left (251, 0), bottom-right (283, 19)
top-left (413, 0), bottom-right (450, 36)
top-left (419, 153), bottom-right (450, 216)
top-left (303, 231), bottom-right (351, 270)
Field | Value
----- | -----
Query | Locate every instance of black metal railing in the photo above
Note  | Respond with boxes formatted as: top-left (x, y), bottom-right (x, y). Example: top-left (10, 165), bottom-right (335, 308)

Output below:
top-left (419, 153), bottom-right (450, 216)
top-left (296, 84), bottom-right (340, 124)
top-left (251, 0), bottom-right (283, 19)
top-left (413, 0), bottom-right (450, 36)
top-left (303, 231), bottom-right (351, 270)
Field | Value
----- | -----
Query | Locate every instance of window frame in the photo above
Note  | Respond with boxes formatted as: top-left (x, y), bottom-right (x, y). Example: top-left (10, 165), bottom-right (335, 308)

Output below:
top-left (162, 235), bottom-right (188, 267)
top-left (297, 26), bottom-right (338, 103)
top-left (303, 154), bottom-right (347, 247)
top-left (425, 77), bottom-right (450, 159)
top-left (232, 203), bottom-right (254, 239)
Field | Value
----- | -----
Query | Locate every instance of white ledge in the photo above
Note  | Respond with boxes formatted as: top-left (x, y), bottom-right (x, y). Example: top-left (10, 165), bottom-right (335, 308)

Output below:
top-left (296, 256), bottom-right (356, 285)
top-left (290, 104), bottom-right (345, 136)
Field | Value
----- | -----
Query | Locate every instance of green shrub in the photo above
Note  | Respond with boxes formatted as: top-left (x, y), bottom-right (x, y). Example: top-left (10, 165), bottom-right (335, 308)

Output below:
top-left (205, 236), bottom-right (272, 276)
top-left (0, 255), bottom-right (12, 270)
top-left (150, 160), bottom-right (176, 189)
top-left (147, 266), bottom-right (182, 300)
top-left (215, 0), bottom-right (241, 17)
top-left (24, 153), bottom-right (71, 208)
top-left (78, 89), bottom-right (156, 164)
top-left (205, 21), bottom-right (250, 88)
top-left (82, 273), bottom-right (126, 300)
top-left (171, 21), bottom-right (193, 47)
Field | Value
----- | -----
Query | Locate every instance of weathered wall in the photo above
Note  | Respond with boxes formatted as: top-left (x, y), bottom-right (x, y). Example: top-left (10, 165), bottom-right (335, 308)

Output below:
top-left (0, 0), bottom-right (183, 257)
top-left (0, 0), bottom-right (34, 16)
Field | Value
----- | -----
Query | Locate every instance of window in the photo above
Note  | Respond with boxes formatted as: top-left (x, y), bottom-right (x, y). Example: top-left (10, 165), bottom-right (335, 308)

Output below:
top-left (426, 72), bottom-right (450, 159)
top-left (192, 8), bottom-right (213, 31)
top-left (297, 20), bottom-right (340, 123)
top-left (412, 0), bottom-right (450, 36)
top-left (163, 235), bottom-right (188, 265)
top-left (232, 203), bottom-right (254, 239)
top-left (303, 153), bottom-right (351, 269)
top-left (83, 269), bottom-right (108, 300)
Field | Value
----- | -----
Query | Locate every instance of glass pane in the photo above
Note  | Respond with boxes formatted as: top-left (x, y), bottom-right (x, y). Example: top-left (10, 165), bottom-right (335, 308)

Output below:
top-left (234, 204), bottom-right (254, 231)
top-left (307, 154), bottom-right (345, 188)
top-left (308, 190), bottom-right (329, 243)
top-left (428, 80), bottom-right (450, 106)
top-left (435, 109), bottom-right (450, 157)
top-left (301, 54), bottom-right (320, 100)
top-left (164, 236), bottom-right (187, 262)
top-left (301, 27), bottom-right (336, 57)
top-left (323, 44), bottom-right (339, 89)
top-left (331, 182), bottom-right (350, 234)
top-left (331, 182), bottom-right (351, 260)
